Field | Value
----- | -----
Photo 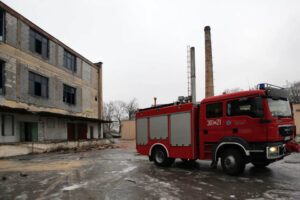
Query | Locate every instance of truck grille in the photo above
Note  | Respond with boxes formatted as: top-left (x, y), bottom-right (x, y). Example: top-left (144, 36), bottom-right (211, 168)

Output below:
top-left (278, 125), bottom-right (293, 137)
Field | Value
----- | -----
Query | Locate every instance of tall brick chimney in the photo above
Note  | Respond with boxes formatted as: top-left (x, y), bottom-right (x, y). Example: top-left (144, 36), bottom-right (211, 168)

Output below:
top-left (204, 26), bottom-right (214, 97)
top-left (94, 62), bottom-right (103, 120)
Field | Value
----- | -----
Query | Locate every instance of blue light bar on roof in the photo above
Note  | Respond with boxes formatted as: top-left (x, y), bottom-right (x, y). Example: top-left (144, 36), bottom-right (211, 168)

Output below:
top-left (259, 83), bottom-right (265, 90)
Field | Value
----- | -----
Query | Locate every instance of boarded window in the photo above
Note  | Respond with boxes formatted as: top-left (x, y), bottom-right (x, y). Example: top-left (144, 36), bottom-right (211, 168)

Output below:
top-left (58, 120), bottom-right (65, 128)
top-left (29, 72), bottom-right (48, 98)
top-left (0, 9), bottom-right (4, 41)
top-left (47, 118), bottom-right (55, 128)
top-left (64, 50), bottom-right (76, 72)
top-left (63, 84), bottom-right (76, 105)
top-left (1, 115), bottom-right (14, 136)
top-left (29, 29), bottom-right (49, 58)
top-left (227, 97), bottom-right (264, 118)
top-left (206, 103), bottom-right (223, 118)
top-left (0, 60), bottom-right (4, 94)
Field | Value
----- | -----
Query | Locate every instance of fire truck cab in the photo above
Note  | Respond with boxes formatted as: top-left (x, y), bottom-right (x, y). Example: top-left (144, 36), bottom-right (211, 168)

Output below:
top-left (136, 84), bottom-right (297, 175)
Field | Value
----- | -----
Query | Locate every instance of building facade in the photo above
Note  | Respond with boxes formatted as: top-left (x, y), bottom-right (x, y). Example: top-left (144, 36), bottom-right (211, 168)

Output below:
top-left (293, 104), bottom-right (300, 136)
top-left (0, 2), bottom-right (103, 143)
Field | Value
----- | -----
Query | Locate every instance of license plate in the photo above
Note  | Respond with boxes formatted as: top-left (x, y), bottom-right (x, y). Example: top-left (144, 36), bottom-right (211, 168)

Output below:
top-left (284, 136), bottom-right (290, 141)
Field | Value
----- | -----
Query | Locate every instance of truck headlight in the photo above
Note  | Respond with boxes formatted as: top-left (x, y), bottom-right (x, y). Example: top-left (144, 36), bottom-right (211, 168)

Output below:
top-left (269, 146), bottom-right (277, 153)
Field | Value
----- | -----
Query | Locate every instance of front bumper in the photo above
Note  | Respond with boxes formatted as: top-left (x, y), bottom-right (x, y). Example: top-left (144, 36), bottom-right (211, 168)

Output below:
top-left (266, 144), bottom-right (286, 159)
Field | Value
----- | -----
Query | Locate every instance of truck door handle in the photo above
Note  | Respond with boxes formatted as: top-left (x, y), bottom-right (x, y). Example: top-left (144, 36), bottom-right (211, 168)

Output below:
top-left (233, 128), bottom-right (238, 134)
top-left (204, 129), bottom-right (208, 134)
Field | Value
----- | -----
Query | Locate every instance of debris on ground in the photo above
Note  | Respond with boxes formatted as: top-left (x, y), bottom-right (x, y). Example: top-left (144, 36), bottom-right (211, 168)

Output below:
top-left (56, 144), bottom-right (118, 154)
top-left (113, 141), bottom-right (136, 149)
top-left (2, 176), bottom-right (6, 181)
top-left (19, 172), bottom-right (28, 177)
top-left (125, 178), bottom-right (136, 184)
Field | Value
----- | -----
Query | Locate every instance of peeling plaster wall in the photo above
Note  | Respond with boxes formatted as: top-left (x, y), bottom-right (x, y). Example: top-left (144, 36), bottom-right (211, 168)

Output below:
top-left (20, 21), bottom-right (30, 53)
top-left (0, 5), bottom-right (103, 142)
top-left (5, 13), bottom-right (17, 47)
top-left (42, 117), bottom-right (68, 141)
top-left (19, 62), bottom-right (56, 108)
top-left (0, 52), bottom-right (16, 101)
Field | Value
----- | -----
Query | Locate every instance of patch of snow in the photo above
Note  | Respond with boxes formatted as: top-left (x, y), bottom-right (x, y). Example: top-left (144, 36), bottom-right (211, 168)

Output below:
top-left (62, 182), bottom-right (87, 191)
top-left (121, 166), bottom-right (137, 173)
top-left (15, 193), bottom-right (28, 200)
top-left (254, 178), bottom-right (264, 183)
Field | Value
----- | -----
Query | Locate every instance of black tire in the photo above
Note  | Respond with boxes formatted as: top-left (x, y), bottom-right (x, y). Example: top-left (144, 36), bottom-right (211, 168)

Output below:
top-left (153, 146), bottom-right (174, 167)
top-left (221, 148), bottom-right (245, 176)
top-left (252, 161), bottom-right (270, 168)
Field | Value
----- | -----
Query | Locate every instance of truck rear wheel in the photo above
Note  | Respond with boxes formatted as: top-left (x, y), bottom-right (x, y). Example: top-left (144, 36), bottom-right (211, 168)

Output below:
top-left (221, 148), bottom-right (245, 176)
top-left (153, 146), bottom-right (174, 167)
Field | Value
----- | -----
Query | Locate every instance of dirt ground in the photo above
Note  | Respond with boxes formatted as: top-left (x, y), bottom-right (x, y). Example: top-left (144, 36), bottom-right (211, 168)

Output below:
top-left (0, 139), bottom-right (300, 200)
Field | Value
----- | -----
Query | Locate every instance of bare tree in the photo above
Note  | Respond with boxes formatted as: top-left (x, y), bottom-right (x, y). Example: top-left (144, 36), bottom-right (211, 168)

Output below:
top-left (124, 98), bottom-right (139, 120)
top-left (103, 99), bottom-right (139, 134)
top-left (103, 101), bottom-right (115, 133)
top-left (287, 81), bottom-right (300, 103)
top-left (113, 101), bottom-right (127, 133)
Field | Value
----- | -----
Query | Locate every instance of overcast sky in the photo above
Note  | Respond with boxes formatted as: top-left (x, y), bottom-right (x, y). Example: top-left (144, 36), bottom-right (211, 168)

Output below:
top-left (3, 0), bottom-right (300, 108)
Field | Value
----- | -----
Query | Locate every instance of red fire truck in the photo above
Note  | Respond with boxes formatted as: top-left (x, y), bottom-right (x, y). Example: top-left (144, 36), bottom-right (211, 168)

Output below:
top-left (136, 83), bottom-right (298, 175)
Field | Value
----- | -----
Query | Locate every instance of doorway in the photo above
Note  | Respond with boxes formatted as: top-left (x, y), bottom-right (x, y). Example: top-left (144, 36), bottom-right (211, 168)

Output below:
top-left (20, 122), bottom-right (38, 142)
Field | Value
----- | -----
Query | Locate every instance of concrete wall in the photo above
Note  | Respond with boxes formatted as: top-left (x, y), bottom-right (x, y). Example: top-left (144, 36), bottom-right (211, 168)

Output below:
top-left (0, 138), bottom-right (111, 158)
top-left (5, 13), bottom-right (17, 47)
top-left (121, 120), bottom-right (136, 140)
top-left (0, 5), bottom-right (103, 143)
top-left (20, 21), bottom-right (30, 52)
top-left (0, 52), bottom-right (16, 101)
top-left (0, 7), bottom-right (101, 119)
top-left (87, 122), bottom-right (100, 139)
top-left (19, 62), bottom-right (56, 108)
top-left (0, 112), bottom-right (44, 143)
top-left (0, 112), bottom-right (102, 143)
top-left (42, 117), bottom-right (68, 141)
top-left (293, 104), bottom-right (300, 135)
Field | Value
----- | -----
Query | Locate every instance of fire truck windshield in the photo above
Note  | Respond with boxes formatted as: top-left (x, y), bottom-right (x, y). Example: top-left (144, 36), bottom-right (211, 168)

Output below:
top-left (267, 98), bottom-right (292, 118)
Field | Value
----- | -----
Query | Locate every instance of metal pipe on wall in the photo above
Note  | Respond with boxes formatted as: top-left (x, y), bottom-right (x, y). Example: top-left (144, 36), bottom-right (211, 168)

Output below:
top-left (190, 47), bottom-right (196, 103)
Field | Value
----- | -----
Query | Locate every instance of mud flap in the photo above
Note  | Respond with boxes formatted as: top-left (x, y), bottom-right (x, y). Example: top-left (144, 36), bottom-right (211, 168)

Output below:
top-left (210, 158), bottom-right (218, 169)
top-left (149, 155), bottom-right (153, 161)
top-left (286, 141), bottom-right (300, 153)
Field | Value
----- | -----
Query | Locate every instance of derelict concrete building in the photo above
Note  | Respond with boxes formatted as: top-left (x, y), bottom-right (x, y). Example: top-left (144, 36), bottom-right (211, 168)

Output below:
top-left (0, 2), bottom-right (104, 143)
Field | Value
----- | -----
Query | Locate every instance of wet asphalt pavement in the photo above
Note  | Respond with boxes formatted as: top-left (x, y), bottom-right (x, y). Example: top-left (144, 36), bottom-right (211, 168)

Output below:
top-left (0, 140), bottom-right (300, 200)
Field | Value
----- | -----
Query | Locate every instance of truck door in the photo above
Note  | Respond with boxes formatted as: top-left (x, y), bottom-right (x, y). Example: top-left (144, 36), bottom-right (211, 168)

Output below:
top-left (201, 102), bottom-right (228, 142)
top-left (225, 96), bottom-right (267, 142)
top-left (200, 102), bottom-right (229, 159)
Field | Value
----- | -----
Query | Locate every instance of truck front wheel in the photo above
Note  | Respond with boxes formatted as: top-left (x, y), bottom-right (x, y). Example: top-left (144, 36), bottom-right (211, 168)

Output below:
top-left (221, 148), bottom-right (245, 176)
top-left (153, 146), bottom-right (174, 167)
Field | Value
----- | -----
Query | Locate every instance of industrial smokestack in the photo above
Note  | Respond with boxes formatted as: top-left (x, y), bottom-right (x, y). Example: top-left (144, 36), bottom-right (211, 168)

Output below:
top-left (204, 26), bottom-right (214, 97)
top-left (190, 47), bottom-right (196, 103)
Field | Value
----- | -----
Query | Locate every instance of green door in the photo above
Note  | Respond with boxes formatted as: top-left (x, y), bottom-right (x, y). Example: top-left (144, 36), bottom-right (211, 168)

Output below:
top-left (31, 123), bottom-right (38, 142)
